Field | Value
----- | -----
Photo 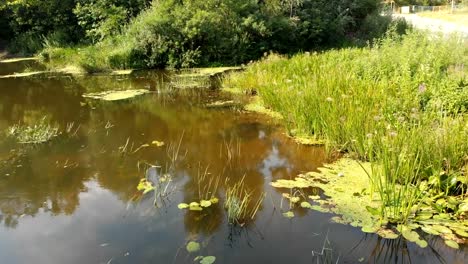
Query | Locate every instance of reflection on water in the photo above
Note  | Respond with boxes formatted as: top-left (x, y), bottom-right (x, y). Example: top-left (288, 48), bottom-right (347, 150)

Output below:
top-left (0, 63), bottom-right (466, 263)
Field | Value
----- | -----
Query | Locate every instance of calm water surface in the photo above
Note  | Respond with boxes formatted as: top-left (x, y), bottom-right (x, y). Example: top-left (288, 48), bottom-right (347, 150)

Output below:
top-left (0, 62), bottom-right (466, 264)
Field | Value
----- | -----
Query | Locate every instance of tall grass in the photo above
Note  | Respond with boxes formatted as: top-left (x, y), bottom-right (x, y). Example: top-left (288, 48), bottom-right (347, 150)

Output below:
top-left (224, 30), bottom-right (468, 223)
top-left (224, 176), bottom-right (264, 225)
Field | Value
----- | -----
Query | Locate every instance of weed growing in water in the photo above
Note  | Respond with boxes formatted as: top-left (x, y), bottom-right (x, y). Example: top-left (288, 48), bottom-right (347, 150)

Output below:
top-left (7, 117), bottom-right (61, 144)
top-left (224, 176), bottom-right (264, 225)
top-left (224, 30), bottom-right (468, 225)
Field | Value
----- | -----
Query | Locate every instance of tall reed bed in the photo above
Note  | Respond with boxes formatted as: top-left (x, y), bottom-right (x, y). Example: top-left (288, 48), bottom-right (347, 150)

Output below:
top-left (224, 30), bottom-right (468, 223)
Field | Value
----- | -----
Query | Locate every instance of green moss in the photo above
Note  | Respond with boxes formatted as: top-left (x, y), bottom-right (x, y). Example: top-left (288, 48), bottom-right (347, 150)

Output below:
top-left (244, 97), bottom-right (283, 120)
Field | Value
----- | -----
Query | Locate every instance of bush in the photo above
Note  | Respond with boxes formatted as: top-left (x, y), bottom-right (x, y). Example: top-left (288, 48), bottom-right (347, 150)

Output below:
top-left (39, 0), bottom-right (389, 70)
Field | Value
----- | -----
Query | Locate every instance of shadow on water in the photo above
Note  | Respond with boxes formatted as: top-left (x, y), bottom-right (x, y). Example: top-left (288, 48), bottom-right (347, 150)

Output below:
top-left (0, 62), bottom-right (466, 264)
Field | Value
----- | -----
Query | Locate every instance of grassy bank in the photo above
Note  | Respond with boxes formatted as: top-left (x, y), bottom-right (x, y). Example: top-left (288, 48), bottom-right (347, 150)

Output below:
top-left (224, 30), bottom-right (468, 224)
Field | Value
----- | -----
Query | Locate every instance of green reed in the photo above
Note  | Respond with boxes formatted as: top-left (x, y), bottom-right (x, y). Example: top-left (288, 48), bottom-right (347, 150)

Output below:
top-left (223, 30), bottom-right (468, 223)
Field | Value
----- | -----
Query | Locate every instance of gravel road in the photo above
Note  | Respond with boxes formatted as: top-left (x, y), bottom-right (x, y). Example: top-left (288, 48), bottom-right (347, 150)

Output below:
top-left (393, 14), bottom-right (468, 37)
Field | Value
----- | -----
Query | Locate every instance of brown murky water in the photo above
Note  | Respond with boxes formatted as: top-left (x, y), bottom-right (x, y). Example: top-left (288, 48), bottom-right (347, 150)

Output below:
top-left (0, 61), bottom-right (466, 264)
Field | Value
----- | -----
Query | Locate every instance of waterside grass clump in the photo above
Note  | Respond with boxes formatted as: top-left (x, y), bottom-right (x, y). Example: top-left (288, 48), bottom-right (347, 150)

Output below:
top-left (223, 30), bottom-right (468, 239)
top-left (6, 118), bottom-right (61, 144)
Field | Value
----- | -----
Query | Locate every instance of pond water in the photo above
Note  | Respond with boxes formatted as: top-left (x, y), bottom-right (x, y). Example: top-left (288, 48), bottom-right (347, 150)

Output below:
top-left (0, 61), bottom-right (466, 264)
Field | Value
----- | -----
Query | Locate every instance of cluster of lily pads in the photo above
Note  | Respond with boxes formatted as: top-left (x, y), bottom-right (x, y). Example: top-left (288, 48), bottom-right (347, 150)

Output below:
top-left (186, 241), bottom-right (216, 264)
top-left (178, 197), bottom-right (220, 211)
top-left (271, 158), bottom-right (468, 249)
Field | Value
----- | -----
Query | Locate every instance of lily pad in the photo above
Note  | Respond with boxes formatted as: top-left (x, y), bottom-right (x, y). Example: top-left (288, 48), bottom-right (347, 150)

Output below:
top-left (308, 195), bottom-right (321, 200)
top-left (189, 202), bottom-right (203, 211)
top-left (431, 225), bottom-right (453, 234)
top-left (200, 200), bottom-right (212, 207)
top-left (271, 177), bottom-right (315, 188)
top-left (362, 225), bottom-right (380, 233)
top-left (310, 204), bottom-right (331, 213)
top-left (290, 197), bottom-right (300, 203)
top-left (283, 211), bottom-right (295, 218)
top-left (400, 225), bottom-right (428, 248)
top-left (151, 140), bottom-right (165, 147)
top-left (376, 228), bottom-right (399, 239)
top-left (415, 211), bottom-right (433, 221)
top-left (186, 241), bottom-right (201, 253)
top-left (421, 225), bottom-right (441, 235)
top-left (453, 228), bottom-right (468, 237)
top-left (199, 256), bottom-right (216, 264)
top-left (178, 203), bottom-right (189, 209)
top-left (444, 239), bottom-right (459, 249)
top-left (330, 216), bottom-right (349, 224)
top-left (300, 201), bottom-right (312, 209)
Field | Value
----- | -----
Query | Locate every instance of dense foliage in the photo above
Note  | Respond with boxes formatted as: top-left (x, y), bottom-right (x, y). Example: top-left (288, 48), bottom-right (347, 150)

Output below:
top-left (2, 0), bottom-right (392, 69)
top-left (0, 0), bottom-right (149, 53)
top-left (224, 30), bottom-right (468, 224)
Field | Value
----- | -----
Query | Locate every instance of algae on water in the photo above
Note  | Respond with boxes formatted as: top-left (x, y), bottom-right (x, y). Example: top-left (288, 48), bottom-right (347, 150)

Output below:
top-left (271, 158), bottom-right (468, 248)
top-left (83, 89), bottom-right (150, 101)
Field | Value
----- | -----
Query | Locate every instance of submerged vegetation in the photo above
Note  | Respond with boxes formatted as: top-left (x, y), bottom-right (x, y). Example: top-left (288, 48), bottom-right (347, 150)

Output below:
top-left (6, 117), bottom-right (61, 144)
top-left (224, 176), bottom-right (264, 225)
top-left (225, 30), bottom-right (468, 247)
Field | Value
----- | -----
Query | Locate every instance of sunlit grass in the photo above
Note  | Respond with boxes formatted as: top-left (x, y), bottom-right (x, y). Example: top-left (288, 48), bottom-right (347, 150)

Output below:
top-left (223, 29), bottom-right (468, 223)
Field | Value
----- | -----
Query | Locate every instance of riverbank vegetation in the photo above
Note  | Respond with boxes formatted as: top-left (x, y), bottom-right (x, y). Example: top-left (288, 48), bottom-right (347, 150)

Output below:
top-left (223, 30), bottom-right (468, 234)
top-left (1, 0), bottom-right (400, 72)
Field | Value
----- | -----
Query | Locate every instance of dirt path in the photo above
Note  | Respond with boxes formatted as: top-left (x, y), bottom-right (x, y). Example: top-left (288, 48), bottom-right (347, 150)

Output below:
top-left (393, 14), bottom-right (468, 37)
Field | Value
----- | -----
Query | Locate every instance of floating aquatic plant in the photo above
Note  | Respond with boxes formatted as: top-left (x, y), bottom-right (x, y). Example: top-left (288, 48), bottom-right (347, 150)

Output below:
top-left (271, 158), bottom-right (468, 248)
top-left (178, 197), bottom-right (219, 212)
top-left (195, 256), bottom-right (216, 264)
top-left (186, 241), bottom-right (200, 253)
top-left (137, 178), bottom-right (155, 194)
top-left (283, 211), bottom-right (294, 219)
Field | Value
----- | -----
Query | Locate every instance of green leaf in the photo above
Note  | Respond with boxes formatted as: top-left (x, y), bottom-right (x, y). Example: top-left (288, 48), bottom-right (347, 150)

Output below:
top-left (400, 226), bottom-right (419, 242)
top-left (431, 225), bottom-right (452, 234)
top-left (362, 225), bottom-right (379, 233)
top-left (421, 225), bottom-right (441, 235)
top-left (178, 203), bottom-right (189, 209)
top-left (300, 201), bottom-right (312, 208)
top-left (283, 211), bottom-right (294, 218)
top-left (210, 197), bottom-right (219, 204)
top-left (452, 228), bottom-right (468, 238)
top-left (458, 203), bottom-right (468, 212)
top-left (200, 256), bottom-right (216, 264)
top-left (200, 200), bottom-right (212, 207)
top-left (377, 228), bottom-right (399, 239)
top-left (189, 202), bottom-right (203, 211)
top-left (365, 206), bottom-right (380, 216)
top-left (444, 239), bottom-right (459, 249)
top-left (415, 239), bottom-right (428, 248)
top-left (186, 241), bottom-right (200, 253)
top-left (400, 225), bottom-right (427, 248)
top-left (290, 197), bottom-right (300, 203)
top-left (189, 206), bottom-right (203, 211)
